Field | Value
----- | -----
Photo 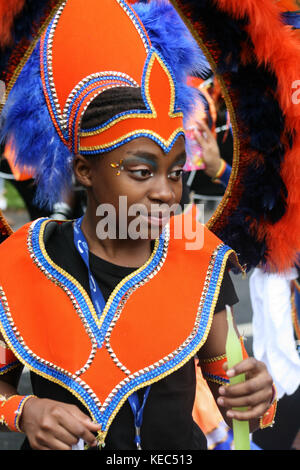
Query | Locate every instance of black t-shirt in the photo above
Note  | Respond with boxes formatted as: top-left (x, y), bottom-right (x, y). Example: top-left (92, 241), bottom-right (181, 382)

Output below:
top-left (23, 221), bottom-right (238, 450)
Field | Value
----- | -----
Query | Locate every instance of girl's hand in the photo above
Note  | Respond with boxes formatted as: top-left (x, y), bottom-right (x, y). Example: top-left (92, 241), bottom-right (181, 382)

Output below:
top-left (194, 120), bottom-right (222, 178)
top-left (20, 397), bottom-right (101, 450)
top-left (216, 357), bottom-right (274, 422)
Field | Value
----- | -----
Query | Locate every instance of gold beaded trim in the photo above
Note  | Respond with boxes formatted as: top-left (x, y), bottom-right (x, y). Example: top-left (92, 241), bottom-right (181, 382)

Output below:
top-left (37, 219), bottom-right (162, 331)
top-left (79, 50), bottom-right (183, 152)
top-left (203, 376), bottom-right (228, 386)
top-left (103, 225), bottom-right (170, 376)
top-left (80, 128), bottom-right (184, 152)
top-left (259, 398), bottom-right (278, 429)
top-left (200, 353), bottom-right (227, 364)
top-left (14, 395), bottom-right (37, 433)
top-left (0, 284), bottom-right (100, 423)
top-left (100, 245), bottom-right (237, 440)
top-left (0, 363), bottom-right (19, 376)
top-left (0, 218), bottom-right (240, 444)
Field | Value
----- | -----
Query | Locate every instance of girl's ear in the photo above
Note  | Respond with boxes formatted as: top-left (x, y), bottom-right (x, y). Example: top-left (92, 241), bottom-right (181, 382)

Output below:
top-left (73, 154), bottom-right (94, 188)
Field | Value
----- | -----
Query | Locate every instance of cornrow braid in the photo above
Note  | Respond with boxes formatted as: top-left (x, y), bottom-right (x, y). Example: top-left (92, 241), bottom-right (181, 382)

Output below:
top-left (81, 86), bottom-right (147, 131)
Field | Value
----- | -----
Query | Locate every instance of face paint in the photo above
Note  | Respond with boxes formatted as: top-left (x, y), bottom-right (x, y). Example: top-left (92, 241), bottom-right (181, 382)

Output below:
top-left (110, 159), bottom-right (124, 176)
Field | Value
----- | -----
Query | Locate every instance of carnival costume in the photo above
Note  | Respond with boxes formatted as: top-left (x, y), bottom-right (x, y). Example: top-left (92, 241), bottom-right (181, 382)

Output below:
top-left (0, 0), bottom-right (299, 449)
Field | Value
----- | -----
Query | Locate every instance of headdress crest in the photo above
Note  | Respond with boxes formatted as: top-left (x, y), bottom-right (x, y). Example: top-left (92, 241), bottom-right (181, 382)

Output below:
top-left (0, 0), bottom-right (207, 206)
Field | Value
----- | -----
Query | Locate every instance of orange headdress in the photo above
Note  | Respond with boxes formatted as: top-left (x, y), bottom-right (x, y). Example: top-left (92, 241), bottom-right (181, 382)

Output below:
top-left (2, 0), bottom-right (300, 273)
top-left (0, 0), bottom-right (206, 206)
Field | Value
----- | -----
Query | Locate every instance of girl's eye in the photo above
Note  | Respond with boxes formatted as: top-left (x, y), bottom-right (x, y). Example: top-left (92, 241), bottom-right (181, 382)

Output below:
top-left (168, 169), bottom-right (183, 181)
top-left (129, 168), bottom-right (154, 179)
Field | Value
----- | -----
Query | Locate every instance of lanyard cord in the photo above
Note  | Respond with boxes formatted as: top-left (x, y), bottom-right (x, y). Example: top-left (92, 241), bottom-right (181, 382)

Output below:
top-left (73, 217), bottom-right (150, 449)
top-left (128, 386), bottom-right (151, 449)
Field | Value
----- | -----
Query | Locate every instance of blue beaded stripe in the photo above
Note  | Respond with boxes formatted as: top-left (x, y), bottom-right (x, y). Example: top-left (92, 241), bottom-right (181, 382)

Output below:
top-left (30, 218), bottom-right (166, 350)
top-left (0, 362), bottom-right (19, 375)
top-left (79, 94), bottom-right (153, 136)
top-left (70, 82), bottom-right (128, 154)
top-left (0, 300), bottom-right (101, 421)
top-left (67, 75), bottom-right (136, 131)
top-left (79, 47), bottom-right (184, 155)
top-left (41, 0), bottom-right (151, 145)
top-left (100, 243), bottom-right (233, 431)
top-left (29, 219), bottom-right (100, 346)
top-left (80, 50), bottom-right (158, 137)
top-left (141, 47), bottom-right (182, 115)
top-left (0, 224), bottom-right (232, 431)
top-left (203, 372), bottom-right (230, 385)
top-left (96, 230), bottom-right (167, 349)
top-left (81, 130), bottom-right (185, 156)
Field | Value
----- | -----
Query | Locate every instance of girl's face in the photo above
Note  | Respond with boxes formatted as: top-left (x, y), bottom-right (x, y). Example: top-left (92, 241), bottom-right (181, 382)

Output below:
top-left (74, 136), bottom-right (186, 239)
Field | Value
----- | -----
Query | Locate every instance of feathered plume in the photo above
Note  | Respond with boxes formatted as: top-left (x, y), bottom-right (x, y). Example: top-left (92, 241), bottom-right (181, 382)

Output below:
top-left (132, 0), bottom-right (211, 123)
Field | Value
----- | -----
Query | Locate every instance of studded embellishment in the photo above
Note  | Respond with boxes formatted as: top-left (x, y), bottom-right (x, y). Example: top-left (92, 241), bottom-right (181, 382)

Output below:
top-left (0, 218), bottom-right (236, 441)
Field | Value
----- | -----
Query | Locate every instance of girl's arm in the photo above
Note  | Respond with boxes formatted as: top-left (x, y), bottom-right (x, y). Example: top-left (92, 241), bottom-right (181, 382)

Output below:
top-left (197, 309), bottom-right (275, 432)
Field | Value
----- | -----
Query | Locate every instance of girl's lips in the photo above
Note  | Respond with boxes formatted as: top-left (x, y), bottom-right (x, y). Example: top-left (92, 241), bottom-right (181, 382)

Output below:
top-left (140, 213), bottom-right (170, 227)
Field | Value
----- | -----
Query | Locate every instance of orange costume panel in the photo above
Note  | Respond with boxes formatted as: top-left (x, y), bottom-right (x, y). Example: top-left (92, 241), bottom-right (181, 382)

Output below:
top-left (0, 214), bottom-right (237, 440)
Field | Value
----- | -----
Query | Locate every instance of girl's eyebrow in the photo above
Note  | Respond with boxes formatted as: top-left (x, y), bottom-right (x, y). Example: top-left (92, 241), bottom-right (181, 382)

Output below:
top-left (124, 150), bottom-right (186, 168)
top-left (124, 151), bottom-right (158, 168)
top-left (173, 151), bottom-right (187, 166)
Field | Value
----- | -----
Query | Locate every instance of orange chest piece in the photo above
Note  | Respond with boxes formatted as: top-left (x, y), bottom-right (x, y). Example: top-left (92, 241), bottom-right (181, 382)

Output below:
top-left (0, 217), bottom-right (234, 437)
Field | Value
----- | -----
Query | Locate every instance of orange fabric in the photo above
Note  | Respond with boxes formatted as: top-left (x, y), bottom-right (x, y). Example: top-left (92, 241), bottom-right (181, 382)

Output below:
top-left (0, 215), bottom-right (227, 409)
top-left (260, 399), bottom-right (277, 429)
top-left (0, 223), bottom-right (92, 375)
top-left (0, 395), bottom-right (25, 431)
top-left (193, 338), bottom-right (249, 434)
top-left (192, 362), bottom-right (223, 434)
top-left (51, 0), bottom-right (147, 107)
top-left (0, 342), bottom-right (17, 367)
top-left (79, 53), bottom-right (183, 154)
top-left (200, 338), bottom-right (248, 380)
top-left (0, 0), bottom-right (25, 48)
top-left (201, 355), bottom-right (227, 381)
top-left (40, 0), bottom-right (183, 155)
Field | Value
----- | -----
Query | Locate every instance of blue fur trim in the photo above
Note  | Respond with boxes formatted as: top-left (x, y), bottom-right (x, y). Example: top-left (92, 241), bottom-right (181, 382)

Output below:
top-left (1, 41), bottom-right (72, 209)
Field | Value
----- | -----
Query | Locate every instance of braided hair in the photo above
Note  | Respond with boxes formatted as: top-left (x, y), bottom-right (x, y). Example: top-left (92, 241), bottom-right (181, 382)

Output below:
top-left (81, 86), bottom-right (146, 131)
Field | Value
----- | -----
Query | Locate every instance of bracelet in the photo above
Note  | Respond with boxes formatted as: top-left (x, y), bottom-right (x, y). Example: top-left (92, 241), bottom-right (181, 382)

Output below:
top-left (259, 384), bottom-right (277, 429)
top-left (0, 340), bottom-right (19, 375)
top-left (199, 337), bottom-right (249, 386)
top-left (0, 394), bottom-right (37, 432)
top-left (211, 159), bottom-right (227, 182)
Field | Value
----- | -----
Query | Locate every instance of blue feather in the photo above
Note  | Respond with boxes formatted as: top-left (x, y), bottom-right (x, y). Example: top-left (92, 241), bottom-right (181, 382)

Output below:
top-left (1, 41), bottom-right (72, 209)
top-left (132, 0), bottom-right (211, 123)
top-left (281, 11), bottom-right (300, 29)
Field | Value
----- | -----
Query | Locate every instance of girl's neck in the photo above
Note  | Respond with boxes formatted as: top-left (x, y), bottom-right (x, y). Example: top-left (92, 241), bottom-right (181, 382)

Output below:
top-left (80, 210), bottom-right (152, 268)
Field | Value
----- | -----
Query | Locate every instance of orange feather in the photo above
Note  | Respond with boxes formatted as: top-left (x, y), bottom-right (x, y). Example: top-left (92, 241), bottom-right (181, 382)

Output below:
top-left (0, 0), bottom-right (25, 48)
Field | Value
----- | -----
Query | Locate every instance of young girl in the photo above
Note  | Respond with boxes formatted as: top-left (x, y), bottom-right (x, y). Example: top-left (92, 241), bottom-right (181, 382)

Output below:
top-left (0, 0), bottom-right (275, 450)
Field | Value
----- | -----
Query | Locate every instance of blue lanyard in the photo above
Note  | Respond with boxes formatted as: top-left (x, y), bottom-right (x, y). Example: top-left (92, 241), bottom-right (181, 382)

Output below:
top-left (73, 217), bottom-right (150, 449)
top-left (128, 386), bottom-right (151, 449)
